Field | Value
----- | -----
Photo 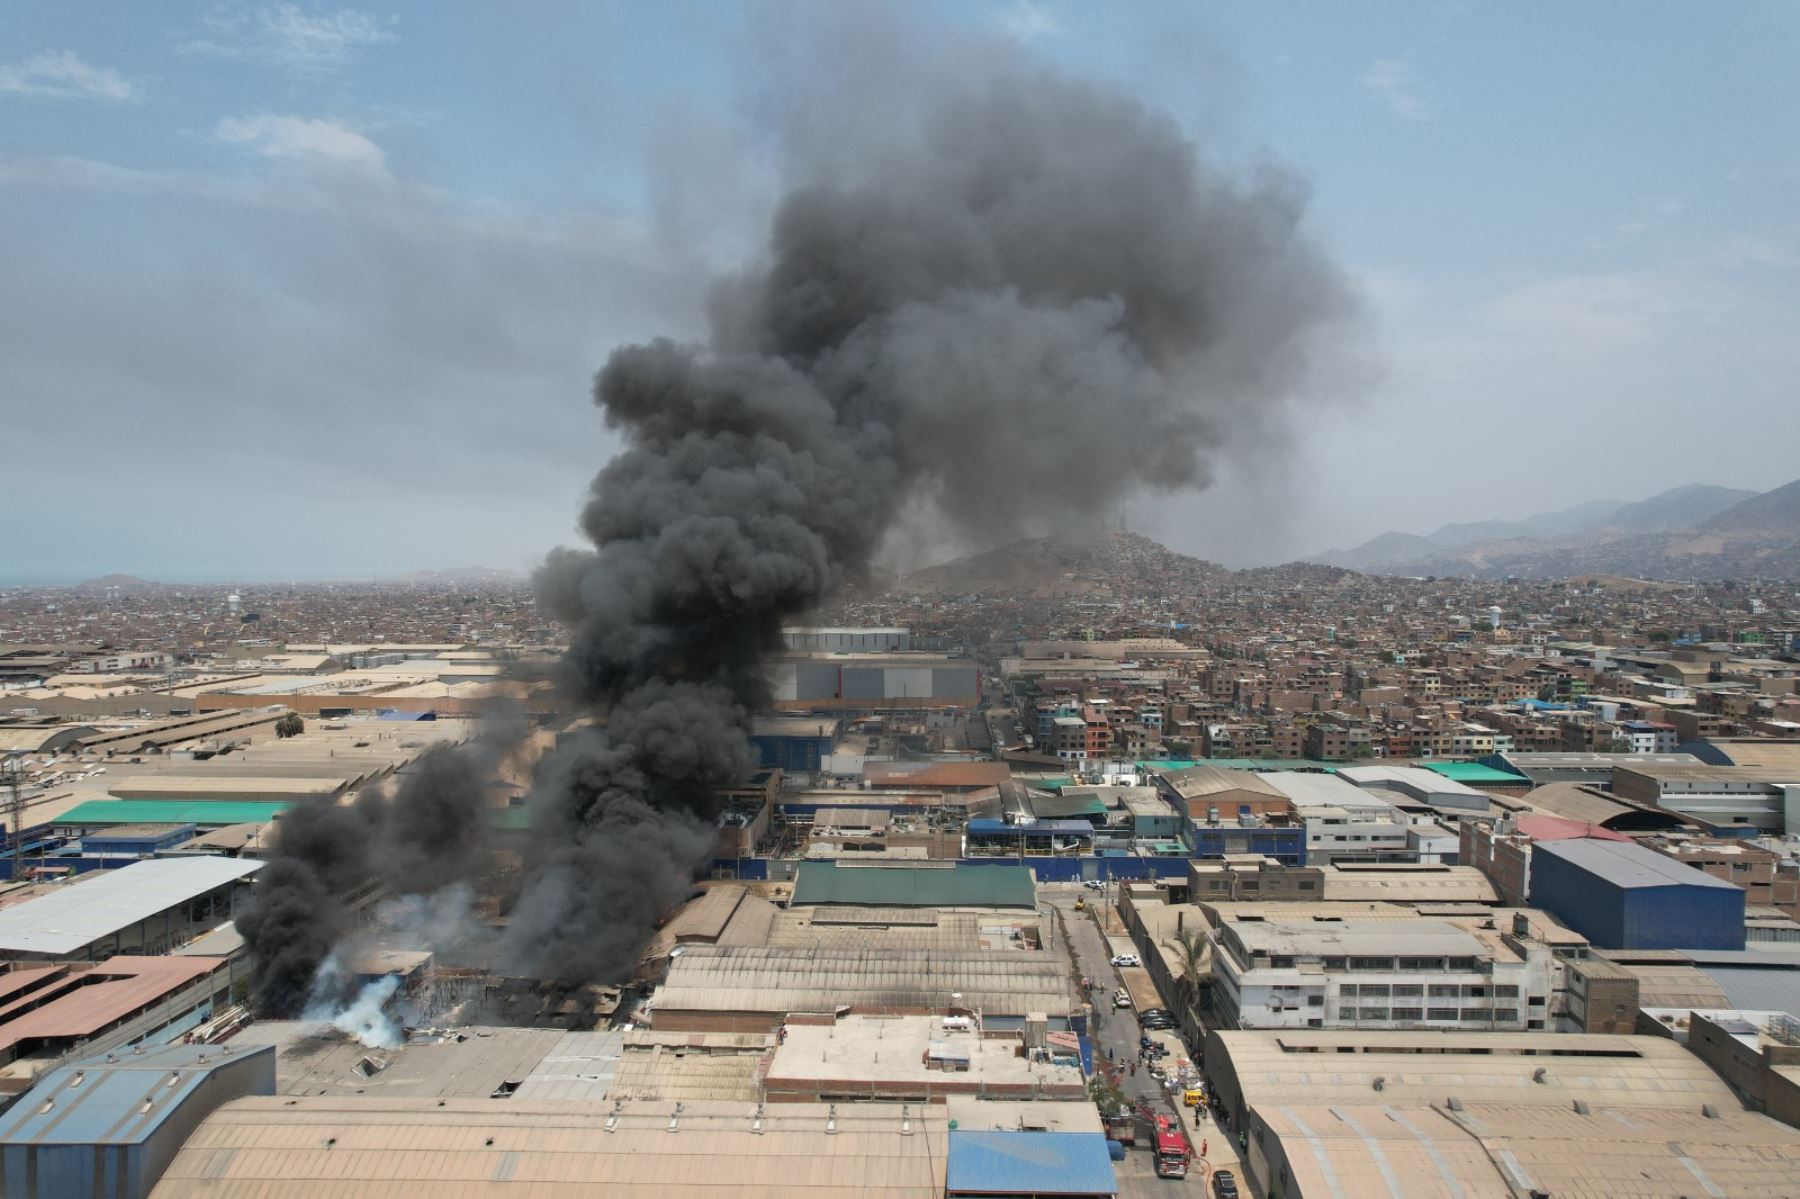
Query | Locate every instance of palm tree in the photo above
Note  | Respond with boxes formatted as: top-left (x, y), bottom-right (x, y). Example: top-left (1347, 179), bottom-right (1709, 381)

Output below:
top-left (1166, 927), bottom-right (1209, 1013)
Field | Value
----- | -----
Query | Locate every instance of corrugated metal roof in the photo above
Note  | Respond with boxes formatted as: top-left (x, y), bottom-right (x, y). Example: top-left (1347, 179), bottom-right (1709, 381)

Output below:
top-left (608, 1047), bottom-right (764, 1103)
top-left (1513, 814), bottom-right (1630, 842)
top-left (1213, 1030), bottom-right (1738, 1110)
top-left (151, 1097), bottom-right (950, 1197)
top-left (1699, 964), bottom-right (1800, 1020)
top-left (1438, 1101), bottom-right (1800, 1197)
top-left (0, 857), bottom-right (262, 955)
top-left (1521, 783), bottom-right (1645, 826)
top-left (1263, 771), bottom-right (1392, 810)
top-left (1157, 764), bottom-right (1285, 800)
top-left (1257, 1103), bottom-right (1499, 1198)
top-left (0, 1042), bottom-right (274, 1145)
top-left (1423, 761), bottom-right (1526, 784)
top-left (0, 957), bottom-right (227, 1055)
top-left (230, 1023), bottom-right (571, 1099)
top-left (1534, 838), bottom-right (1743, 891)
top-left (790, 863), bottom-right (1035, 909)
top-left (56, 799), bottom-right (291, 826)
top-left (655, 946), bottom-right (1070, 1018)
top-left (511, 1031), bottom-right (621, 1104)
top-left (945, 1131), bottom-right (1116, 1196)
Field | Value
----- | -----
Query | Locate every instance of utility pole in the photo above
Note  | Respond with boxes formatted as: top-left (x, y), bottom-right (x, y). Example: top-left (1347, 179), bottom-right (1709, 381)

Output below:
top-left (3, 756), bottom-right (26, 878)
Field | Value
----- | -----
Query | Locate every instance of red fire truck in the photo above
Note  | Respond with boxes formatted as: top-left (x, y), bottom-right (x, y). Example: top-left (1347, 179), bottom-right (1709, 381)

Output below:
top-left (1152, 1114), bottom-right (1192, 1179)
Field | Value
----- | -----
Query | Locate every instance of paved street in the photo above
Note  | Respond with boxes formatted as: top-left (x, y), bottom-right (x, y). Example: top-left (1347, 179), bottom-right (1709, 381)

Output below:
top-left (1046, 890), bottom-right (1251, 1197)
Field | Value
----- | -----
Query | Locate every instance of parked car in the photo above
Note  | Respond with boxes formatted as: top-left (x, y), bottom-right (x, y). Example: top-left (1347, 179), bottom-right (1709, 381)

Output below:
top-left (1114, 991), bottom-right (1132, 1009)
top-left (1213, 1169), bottom-right (1239, 1198)
top-left (1110, 954), bottom-right (1140, 967)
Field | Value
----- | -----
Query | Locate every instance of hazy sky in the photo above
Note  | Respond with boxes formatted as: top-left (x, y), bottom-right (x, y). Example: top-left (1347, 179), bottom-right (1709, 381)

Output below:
top-left (3, 2), bottom-right (1797, 582)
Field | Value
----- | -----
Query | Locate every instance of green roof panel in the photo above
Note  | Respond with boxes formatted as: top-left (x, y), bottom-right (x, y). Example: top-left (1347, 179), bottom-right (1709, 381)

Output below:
top-left (1423, 761), bottom-right (1526, 784)
top-left (56, 799), bottom-right (291, 826)
top-left (790, 862), bottom-right (1037, 909)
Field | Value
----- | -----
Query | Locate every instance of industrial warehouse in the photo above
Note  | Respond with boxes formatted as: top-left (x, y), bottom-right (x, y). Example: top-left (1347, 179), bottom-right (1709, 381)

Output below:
top-left (3, 644), bottom-right (1800, 1198)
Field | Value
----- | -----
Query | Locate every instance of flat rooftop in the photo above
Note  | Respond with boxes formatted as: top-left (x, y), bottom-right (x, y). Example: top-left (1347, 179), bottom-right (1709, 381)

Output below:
top-left (1225, 918), bottom-right (1487, 959)
top-left (764, 1016), bottom-right (1084, 1099)
top-left (227, 1023), bottom-right (574, 1099)
top-left (0, 856), bottom-right (262, 956)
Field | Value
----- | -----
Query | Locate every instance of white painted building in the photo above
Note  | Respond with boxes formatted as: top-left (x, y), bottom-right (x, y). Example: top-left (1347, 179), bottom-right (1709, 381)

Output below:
top-left (1263, 772), bottom-right (1413, 863)
top-left (1210, 919), bottom-right (1544, 1032)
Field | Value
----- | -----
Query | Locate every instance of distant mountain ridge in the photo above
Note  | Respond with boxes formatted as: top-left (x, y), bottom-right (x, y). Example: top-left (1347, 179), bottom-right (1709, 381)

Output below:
top-left (75, 573), bottom-right (155, 590)
top-left (899, 530), bottom-right (1226, 595)
top-left (1312, 481), bottom-right (1795, 580)
top-left (393, 565), bottom-right (525, 584)
top-left (1698, 478), bottom-right (1800, 535)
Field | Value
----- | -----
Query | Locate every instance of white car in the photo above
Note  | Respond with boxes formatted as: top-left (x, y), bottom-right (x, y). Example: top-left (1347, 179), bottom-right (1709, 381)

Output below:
top-left (1115, 991), bottom-right (1132, 1008)
top-left (1110, 954), bottom-right (1140, 967)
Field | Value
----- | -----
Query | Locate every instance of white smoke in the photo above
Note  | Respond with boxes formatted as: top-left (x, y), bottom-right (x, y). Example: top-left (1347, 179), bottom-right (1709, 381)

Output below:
top-left (301, 953), bottom-right (404, 1049)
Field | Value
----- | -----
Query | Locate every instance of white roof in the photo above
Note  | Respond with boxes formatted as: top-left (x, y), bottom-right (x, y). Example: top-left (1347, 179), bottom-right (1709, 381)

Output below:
top-left (1262, 771), bottom-right (1394, 812)
top-left (1338, 765), bottom-right (1487, 799)
top-left (0, 857), bottom-right (262, 955)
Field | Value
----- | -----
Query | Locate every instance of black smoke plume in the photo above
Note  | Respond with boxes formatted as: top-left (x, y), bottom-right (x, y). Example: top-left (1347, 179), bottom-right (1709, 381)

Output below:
top-left (236, 720), bottom-right (518, 1017)
top-left (509, 66), bottom-right (1355, 983)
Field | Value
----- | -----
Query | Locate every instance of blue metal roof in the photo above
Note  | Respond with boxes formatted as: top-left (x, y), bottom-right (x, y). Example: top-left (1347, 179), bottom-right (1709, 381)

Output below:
top-left (1534, 838), bottom-right (1743, 890)
top-left (0, 1043), bottom-right (274, 1145)
top-left (947, 1131), bottom-right (1117, 1196)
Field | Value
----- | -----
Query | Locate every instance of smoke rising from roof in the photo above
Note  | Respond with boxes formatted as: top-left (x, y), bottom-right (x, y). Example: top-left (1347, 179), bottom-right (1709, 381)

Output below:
top-left (236, 721), bottom-right (518, 1017)
top-left (507, 63), bottom-right (1356, 982)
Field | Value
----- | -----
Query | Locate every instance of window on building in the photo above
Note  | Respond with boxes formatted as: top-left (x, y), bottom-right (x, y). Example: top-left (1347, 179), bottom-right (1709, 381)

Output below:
top-left (1307, 995), bottom-right (1324, 1007)
top-left (1359, 1007), bottom-right (1389, 1021)
top-left (1494, 985), bottom-right (1520, 999)
top-left (1392, 1007), bottom-right (1424, 1022)
top-left (1393, 984), bottom-right (1424, 998)
top-left (1351, 957), bottom-right (1395, 971)
top-left (1359, 984), bottom-right (1391, 998)
top-left (1322, 957), bottom-right (1347, 971)
top-left (1427, 1007), bottom-right (1458, 1021)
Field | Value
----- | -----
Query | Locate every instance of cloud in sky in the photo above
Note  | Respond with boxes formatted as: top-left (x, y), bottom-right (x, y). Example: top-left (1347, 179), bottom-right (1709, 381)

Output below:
top-left (0, 50), bottom-right (138, 101)
top-left (1359, 57), bottom-right (1434, 122)
top-left (999, 0), bottom-right (1065, 44)
top-left (216, 113), bottom-right (386, 169)
top-left (0, 132), bottom-right (705, 580)
top-left (186, 4), bottom-right (395, 71)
